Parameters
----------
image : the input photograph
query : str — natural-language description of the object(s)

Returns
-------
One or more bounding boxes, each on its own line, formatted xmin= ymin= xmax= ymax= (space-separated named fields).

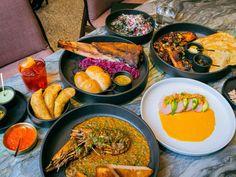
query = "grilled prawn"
xmin=45 ymin=128 xmax=131 ymax=172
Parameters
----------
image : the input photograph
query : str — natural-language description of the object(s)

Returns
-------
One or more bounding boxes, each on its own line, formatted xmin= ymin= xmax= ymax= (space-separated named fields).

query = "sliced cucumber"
xmin=192 ymin=98 xmax=199 ymax=110
xmin=171 ymin=100 xmax=177 ymax=114
xmin=202 ymin=101 xmax=209 ymax=112
xmin=183 ymin=98 xmax=189 ymax=110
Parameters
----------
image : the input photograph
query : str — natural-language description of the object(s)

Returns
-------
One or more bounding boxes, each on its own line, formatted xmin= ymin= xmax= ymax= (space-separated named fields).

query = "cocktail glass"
xmin=18 ymin=58 xmax=47 ymax=92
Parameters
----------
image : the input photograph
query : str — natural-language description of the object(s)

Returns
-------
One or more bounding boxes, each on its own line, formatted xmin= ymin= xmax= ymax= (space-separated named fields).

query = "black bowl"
xmin=40 ymin=103 xmax=159 ymax=177
xmin=27 ymin=98 xmax=70 ymax=128
xmin=150 ymin=23 xmax=234 ymax=82
xmin=192 ymin=54 xmax=212 ymax=73
xmin=222 ymin=76 xmax=236 ymax=110
xmin=184 ymin=42 xmax=203 ymax=60
xmin=106 ymin=9 xmax=155 ymax=44
xmin=59 ymin=35 xmax=149 ymax=105
xmin=0 ymin=90 xmax=27 ymax=133
xmin=112 ymin=71 xmax=133 ymax=92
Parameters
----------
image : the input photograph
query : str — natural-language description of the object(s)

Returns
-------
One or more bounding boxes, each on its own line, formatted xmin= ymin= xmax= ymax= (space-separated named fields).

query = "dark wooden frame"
xmin=79 ymin=0 xmax=96 ymax=37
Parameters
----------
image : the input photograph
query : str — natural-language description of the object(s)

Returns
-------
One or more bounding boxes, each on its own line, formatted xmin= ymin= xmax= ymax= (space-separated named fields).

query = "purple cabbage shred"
xmin=79 ymin=58 xmax=140 ymax=79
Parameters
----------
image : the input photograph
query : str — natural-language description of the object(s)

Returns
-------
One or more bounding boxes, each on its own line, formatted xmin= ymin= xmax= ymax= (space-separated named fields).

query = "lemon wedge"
xmin=21 ymin=57 xmax=36 ymax=69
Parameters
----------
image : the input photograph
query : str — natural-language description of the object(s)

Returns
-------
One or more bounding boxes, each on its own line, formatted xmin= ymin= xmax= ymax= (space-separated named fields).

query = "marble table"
xmin=1 ymin=0 xmax=236 ymax=176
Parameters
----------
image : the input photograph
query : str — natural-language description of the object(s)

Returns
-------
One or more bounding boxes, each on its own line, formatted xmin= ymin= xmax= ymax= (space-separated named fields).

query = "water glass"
xmin=155 ymin=4 xmax=176 ymax=28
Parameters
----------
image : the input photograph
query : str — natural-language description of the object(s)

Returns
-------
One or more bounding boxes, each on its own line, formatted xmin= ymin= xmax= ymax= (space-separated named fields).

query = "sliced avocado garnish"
xmin=202 ymin=101 xmax=209 ymax=112
xmin=183 ymin=98 xmax=189 ymax=110
xmin=164 ymin=99 xmax=170 ymax=105
xmin=171 ymin=100 xmax=177 ymax=115
xmin=192 ymin=98 xmax=199 ymax=110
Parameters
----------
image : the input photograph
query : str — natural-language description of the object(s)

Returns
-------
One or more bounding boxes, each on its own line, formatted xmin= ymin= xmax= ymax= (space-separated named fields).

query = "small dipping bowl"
xmin=185 ymin=42 xmax=204 ymax=60
xmin=3 ymin=122 xmax=37 ymax=155
xmin=112 ymin=71 xmax=133 ymax=92
xmin=0 ymin=105 xmax=7 ymax=123
xmin=0 ymin=86 xmax=16 ymax=108
xmin=222 ymin=76 xmax=236 ymax=110
xmin=192 ymin=54 xmax=212 ymax=73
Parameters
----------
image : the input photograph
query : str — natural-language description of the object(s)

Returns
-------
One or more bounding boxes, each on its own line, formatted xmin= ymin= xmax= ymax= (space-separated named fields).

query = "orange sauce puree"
xmin=4 ymin=125 xmax=37 ymax=151
xmin=160 ymin=109 xmax=215 ymax=142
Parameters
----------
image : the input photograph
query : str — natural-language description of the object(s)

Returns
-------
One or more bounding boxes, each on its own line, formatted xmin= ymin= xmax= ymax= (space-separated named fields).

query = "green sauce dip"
xmin=0 ymin=89 xmax=14 ymax=104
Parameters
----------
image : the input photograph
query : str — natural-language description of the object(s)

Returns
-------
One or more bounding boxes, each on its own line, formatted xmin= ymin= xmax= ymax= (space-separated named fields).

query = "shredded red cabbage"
xmin=79 ymin=58 xmax=140 ymax=79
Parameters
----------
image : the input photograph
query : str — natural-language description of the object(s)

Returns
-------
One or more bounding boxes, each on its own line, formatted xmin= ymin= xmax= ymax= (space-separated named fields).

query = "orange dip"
xmin=4 ymin=125 xmax=37 ymax=151
xmin=160 ymin=109 xmax=215 ymax=142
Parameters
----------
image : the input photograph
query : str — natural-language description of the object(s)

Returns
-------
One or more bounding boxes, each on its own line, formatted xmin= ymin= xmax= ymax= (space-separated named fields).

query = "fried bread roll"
xmin=54 ymin=88 xmax=75 ymax=117
xmin=74 ymin=66 xmax=111 ymax=93
xmin=31 ymin=89 xmax=52 ymax=120
xmin=43 ymin=83 xmax=62 ymax=117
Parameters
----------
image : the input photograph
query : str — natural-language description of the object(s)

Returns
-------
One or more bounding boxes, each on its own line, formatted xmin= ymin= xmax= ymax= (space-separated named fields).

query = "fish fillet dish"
xmin=159 ymin=92 xmax=209 ymax=115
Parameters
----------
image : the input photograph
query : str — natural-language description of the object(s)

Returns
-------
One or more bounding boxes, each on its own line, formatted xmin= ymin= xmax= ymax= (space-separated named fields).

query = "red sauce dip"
xmin=3 ymin=123 xmax=37 ymax=152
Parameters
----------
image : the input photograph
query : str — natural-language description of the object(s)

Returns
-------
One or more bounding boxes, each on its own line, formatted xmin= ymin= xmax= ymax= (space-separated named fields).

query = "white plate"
xmin=141 ymin=78 xmax=236 ymax=156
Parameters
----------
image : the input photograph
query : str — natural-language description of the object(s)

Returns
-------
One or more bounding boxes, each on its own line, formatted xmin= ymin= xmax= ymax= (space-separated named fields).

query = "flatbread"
xmin=194 ymin=32 xmax=236 ymax=72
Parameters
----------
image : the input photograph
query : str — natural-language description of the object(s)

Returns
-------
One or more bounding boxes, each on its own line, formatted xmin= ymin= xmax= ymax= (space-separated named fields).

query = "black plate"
xmin=106 ymin=9 xmax=155 ymax=44
xmin=59 ymin=35 xmax=149 ymax=104
xmin=40 ymin=104 xmax=159 ymax=177
xmin=222 ymin=76 xmax=236 ymax=110
xmin=0 ymin=90 xmax=27 ymax=133
xmin=150 ymin=23 xmax=234 ymax=82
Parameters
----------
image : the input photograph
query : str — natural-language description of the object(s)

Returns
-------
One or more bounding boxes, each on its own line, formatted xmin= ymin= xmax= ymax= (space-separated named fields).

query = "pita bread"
xmin=194 ymin=32 xmax=236 ymax=72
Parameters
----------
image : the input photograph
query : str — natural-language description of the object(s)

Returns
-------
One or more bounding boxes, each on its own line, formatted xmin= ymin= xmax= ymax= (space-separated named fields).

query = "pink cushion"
xmin=89 ymin=0 xmax=147 ymax=28
xmin=0 ymin=0 xmax=48 ymax=67
xmin=86 ymin=0 xmax=122 ymax=22
xmin=92 ymin=9 xmax=111 ymax=28
xmin=0 ymin=48 xmax=53 ymax=79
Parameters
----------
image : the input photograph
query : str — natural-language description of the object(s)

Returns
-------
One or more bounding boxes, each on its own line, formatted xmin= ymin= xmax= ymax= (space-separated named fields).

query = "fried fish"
xmin=58 ymin=40 xmax=143 ymax=67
